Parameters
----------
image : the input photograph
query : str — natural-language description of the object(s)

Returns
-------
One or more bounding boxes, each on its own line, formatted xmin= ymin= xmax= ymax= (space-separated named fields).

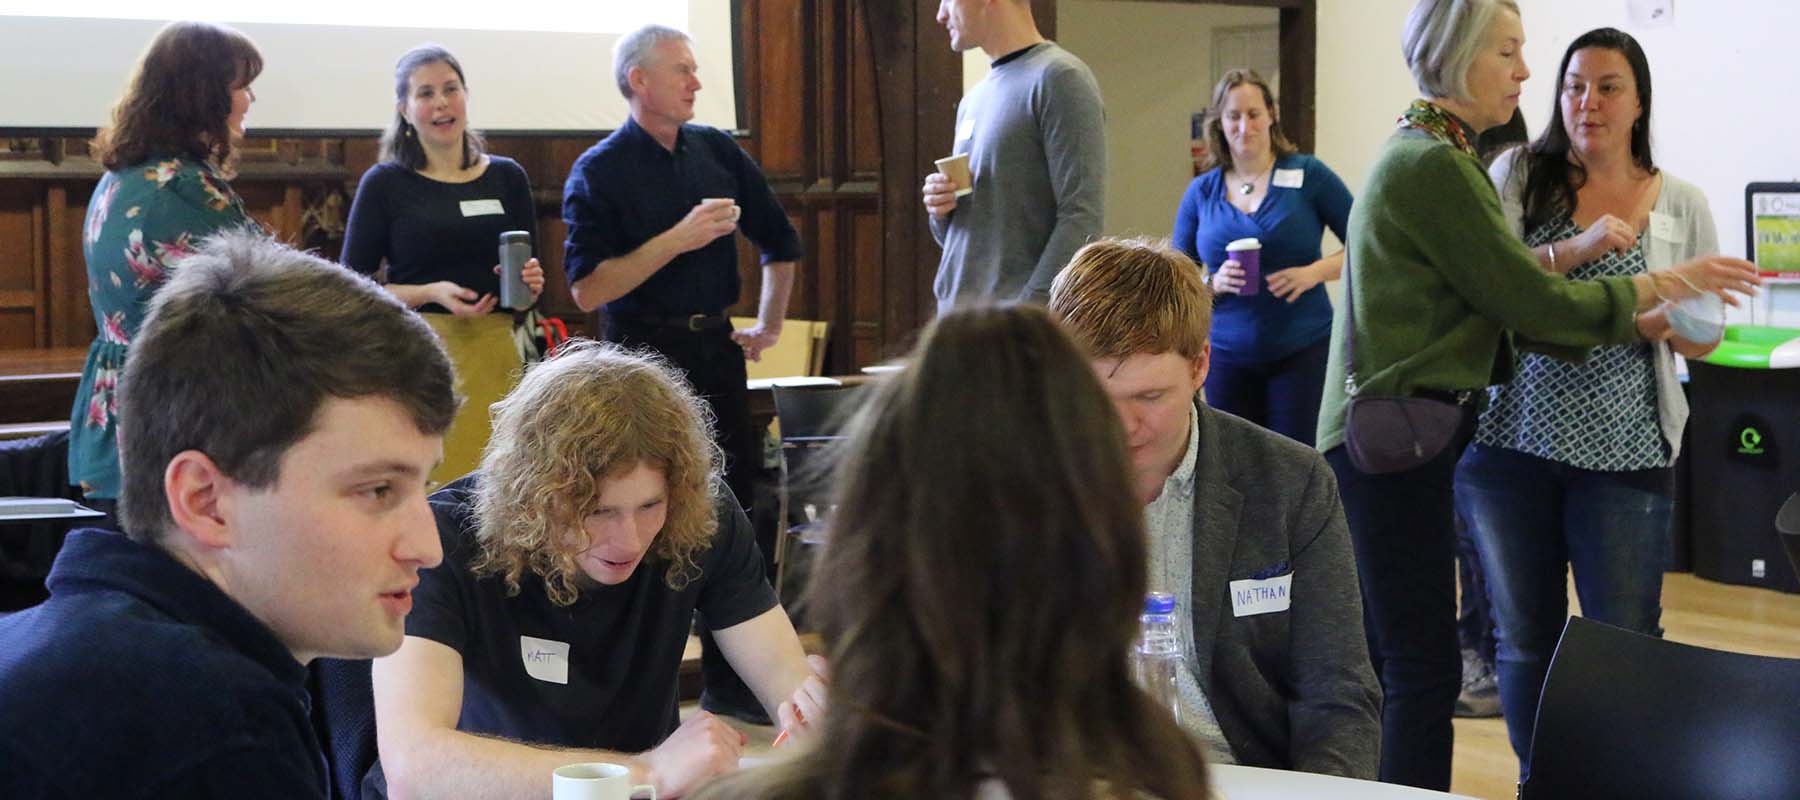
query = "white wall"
xmin=1058 ymin=1 xmax=1280 ymax=238
xmin=1316 ymin=0 xmax=1800 ymax=321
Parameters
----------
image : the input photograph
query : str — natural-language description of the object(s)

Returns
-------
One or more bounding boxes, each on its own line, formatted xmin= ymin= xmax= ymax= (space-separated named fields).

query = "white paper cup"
xmin=934 ymin=153 xmax=974 ymax=197
xmin=701 ymin=197 xmax=741 ymax=222
xmin=552 ymin=762 xmax=657 ymax=800
xmin=1668 ymin=293 xmax=1725 ymax=345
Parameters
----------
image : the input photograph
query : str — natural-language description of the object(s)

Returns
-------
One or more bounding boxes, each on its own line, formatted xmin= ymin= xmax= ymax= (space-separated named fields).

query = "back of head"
xmin=473 ymin=339 xmax=722 ymax=606
xmin=93 ymin=20 xmax=263 ymax=170
xmin=117 ymin=229 xmax=456 ymax=540
xmin=613 ymin=24 xmax=693 ymax=100
xmin=1401 ymin=0 xmax=1518 ymax=102
xmin=732 ymin=305 xmax=1208 ymax=799
xmin=1049 ymin=237 xmax=1213 ymax=361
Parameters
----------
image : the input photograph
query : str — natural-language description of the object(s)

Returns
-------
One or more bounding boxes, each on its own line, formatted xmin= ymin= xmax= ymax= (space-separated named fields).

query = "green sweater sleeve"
xmin=1398 ymin=144 xmax=1639 ymax=348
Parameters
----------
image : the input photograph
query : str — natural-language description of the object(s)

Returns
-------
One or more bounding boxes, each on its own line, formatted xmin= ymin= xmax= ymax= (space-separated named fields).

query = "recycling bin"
xmin=1685 ymin=325 xmax=1800 ymax=593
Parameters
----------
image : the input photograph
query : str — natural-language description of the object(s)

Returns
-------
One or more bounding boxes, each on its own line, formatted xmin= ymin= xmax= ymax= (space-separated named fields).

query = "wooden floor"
xmin=1448 ymin=572 xmax=1800 ymax=800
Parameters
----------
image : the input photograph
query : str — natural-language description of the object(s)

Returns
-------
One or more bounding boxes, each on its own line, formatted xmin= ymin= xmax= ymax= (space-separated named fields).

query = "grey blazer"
xmin=1185 ymin=400 xmax=1381 ymax=777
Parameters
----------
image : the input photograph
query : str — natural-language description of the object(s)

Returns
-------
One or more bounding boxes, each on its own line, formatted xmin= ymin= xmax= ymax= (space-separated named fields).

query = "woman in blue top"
xmin=1172 ymin=69 xmax=1352 ymax=446
xmin=71 ymin=21 xmax=263 ymax=519
xmin=343 ymin=45 xmax=545 ymax=482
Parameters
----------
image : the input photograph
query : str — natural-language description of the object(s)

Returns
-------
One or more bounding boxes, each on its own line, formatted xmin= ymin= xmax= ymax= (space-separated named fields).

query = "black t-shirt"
xmin=341 ymin=156 xmax=537 ymax=313
xmin=405 ymin=473 xmax=777 ymax=752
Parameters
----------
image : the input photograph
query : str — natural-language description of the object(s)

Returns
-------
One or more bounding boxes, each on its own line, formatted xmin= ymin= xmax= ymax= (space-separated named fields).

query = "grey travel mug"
xmin=498 ymin=231 xmax=532 ymax=311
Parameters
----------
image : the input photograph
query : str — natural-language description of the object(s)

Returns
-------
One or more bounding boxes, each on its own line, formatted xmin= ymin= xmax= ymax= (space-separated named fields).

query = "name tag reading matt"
xmin=1648 ymin=211 xmax=1682 ymax=243
xmin=1271 ymin=168 xmax=1305 ymax=189
xmin=520 ymin=635 xmax=571 ymax=684
xmin=1229 ymin=573 xmax=1293 ymax=617
xmin=460 ymin=199 xmax=505 ymax=217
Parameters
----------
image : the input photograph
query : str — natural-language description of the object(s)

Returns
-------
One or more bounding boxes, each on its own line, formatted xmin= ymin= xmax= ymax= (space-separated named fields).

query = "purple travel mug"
xmin=1226 ymin=237 xmax=1262 ymax=295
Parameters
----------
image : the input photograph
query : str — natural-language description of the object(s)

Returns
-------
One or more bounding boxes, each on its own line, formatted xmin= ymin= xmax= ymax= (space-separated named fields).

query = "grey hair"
xmin=613 ymin=24 xmax=692 ymax=99
xmin=1401 ymin=0 xmax=1520 ymax=101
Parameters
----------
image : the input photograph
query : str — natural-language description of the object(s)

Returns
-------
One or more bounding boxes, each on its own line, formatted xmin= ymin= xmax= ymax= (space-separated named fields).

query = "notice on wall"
xmin=1752 ymin=191 xmax=1800 ymax=274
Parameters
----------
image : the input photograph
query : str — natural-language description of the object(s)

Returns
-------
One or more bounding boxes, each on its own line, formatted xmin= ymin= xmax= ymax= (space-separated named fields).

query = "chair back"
xmin=1779 ymin=492 xmax=1800 ymax=583
xmin=1521 ymin=616 xmax=1800 ymax=800
xmin=308 ymin=658 xmax=379 ymax=800
xmin=734 ymin=317 xmax=829 ymax=380
xmin=770 ymin=384 xmax=862 ymax=600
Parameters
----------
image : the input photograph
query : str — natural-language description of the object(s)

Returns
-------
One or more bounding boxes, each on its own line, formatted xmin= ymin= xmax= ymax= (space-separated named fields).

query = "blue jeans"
xmin=1453 ymin=444 xmax=1671 ymax=773
xmin=1203 ymin=339 xmax=1330 ymax=447
xmin=1325 ymin=407 xmax=1474 ymax=791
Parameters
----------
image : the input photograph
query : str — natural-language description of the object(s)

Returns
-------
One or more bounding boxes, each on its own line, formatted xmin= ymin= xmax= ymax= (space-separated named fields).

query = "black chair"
xmin=1778 ymin=492 xmax=1800 ymax=584
xmin=308 ymin=658 xmax=378 ymax=800
xmin=1521 ymin=616 xmax=1800 ymax=799
xmin=769 ymin=384 xmax=860 ymax=598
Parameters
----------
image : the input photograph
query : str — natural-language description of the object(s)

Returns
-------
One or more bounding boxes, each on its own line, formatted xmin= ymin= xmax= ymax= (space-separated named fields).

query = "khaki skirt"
xmin=423 ymin=312 xmax=523 ymax=484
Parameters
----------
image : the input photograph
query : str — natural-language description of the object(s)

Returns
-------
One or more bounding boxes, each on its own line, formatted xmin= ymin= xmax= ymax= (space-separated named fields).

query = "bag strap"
xmin=1342 ymin=251 xmax=1360 ymax=397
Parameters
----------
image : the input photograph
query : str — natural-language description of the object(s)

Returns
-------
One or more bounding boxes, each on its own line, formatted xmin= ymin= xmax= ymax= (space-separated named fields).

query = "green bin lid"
xmin=1698 ymin=324 xmax=1800 ymax=368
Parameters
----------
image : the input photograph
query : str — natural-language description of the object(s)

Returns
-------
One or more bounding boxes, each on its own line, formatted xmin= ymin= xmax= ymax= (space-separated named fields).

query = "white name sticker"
xmin=1229 ymin=573 xmax=1293 ymax=617
xmin=1271 ymin=168 xmax=1305 ymax=189
xmin=520 ymin=635 xmax=571 ymax=684
xmin=460 ymin=199 xmax=505 ymax=217
xmin=955 ymin=117 xmax=975 ymax=144
xmin=1648 ymin=211 xmax=1683 ymax=243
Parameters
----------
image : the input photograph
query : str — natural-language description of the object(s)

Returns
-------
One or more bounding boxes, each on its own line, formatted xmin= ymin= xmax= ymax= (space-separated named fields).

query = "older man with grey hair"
xmin=560 ymin=22 xmax=803 ymax=733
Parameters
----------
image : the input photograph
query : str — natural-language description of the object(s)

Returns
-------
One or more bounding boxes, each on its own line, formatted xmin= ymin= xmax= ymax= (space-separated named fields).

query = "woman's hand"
xmin=491 ymin=258 xmax=546 ymax=299
xmin=429 ymin=281 xmax=497 ymax=316
xmin=1210 ymin=259 xmax=1248 ymax=295
xmin=1266 ymin=262 xmax=1326 ymax=303
xmin=1662 ymin=255 xmax=1762 ymax=307
xmin=1565 ymin=213 xmax=1638 ymax=266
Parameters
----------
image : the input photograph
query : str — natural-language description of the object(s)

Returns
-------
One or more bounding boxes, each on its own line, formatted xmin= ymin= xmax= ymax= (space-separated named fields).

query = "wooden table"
xmin=0 ymin=347 xmax=83 ymax=426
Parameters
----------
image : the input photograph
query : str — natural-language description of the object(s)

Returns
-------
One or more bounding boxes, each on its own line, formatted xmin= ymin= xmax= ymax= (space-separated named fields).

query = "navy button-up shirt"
xmin=562 ymin=117 xmax=803 ymax=315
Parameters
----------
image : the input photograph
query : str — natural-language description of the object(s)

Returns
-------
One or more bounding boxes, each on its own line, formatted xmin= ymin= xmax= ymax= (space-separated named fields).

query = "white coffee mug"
xmin=552 ymin=762 xmax=657 ymax=800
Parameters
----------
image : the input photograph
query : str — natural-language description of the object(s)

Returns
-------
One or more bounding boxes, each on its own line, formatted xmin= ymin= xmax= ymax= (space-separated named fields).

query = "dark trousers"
xmin=1325 ymin=408 xmax=1474 ymax=791
xmin=1202 ymin=339 xmax=1330 ymax=447
xmin=605 ymin=317 xmax=769 ymax=721
xmin=1455 ymin=506 xmax=1497 ymax=665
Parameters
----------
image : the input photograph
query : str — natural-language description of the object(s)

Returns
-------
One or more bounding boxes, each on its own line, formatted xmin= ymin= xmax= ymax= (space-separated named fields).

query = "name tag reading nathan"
xmin=1229 ymin=573 xmax=1293 ymax=617
xmin=1271 ymin=168 xmax=1305 ymax=189
xmin=460 ymin=198 xmax=505 ymax=217
xmin=520 ymin=635 xmax=571 ymax=684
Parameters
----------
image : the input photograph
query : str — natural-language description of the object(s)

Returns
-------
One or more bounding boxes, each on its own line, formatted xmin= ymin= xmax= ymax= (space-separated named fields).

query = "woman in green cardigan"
xmin=1316 ymin=0 xmax=1759 ymax=790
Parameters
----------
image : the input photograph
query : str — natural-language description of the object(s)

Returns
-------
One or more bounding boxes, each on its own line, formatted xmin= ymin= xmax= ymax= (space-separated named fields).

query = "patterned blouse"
xmin=69 ymin=157 xmax=251 ymax=498
xmin=1474 ymin=213 xmax=1667 ymax=471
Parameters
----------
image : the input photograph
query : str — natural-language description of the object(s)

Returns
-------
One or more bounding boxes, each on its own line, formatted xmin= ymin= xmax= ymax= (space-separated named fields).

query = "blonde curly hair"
xmin=470 ymin=339 xmax=722 ymax=606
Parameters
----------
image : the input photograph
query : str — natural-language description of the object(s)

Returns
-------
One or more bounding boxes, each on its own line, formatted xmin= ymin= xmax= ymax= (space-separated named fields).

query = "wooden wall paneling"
xmin=847 ymin=1 xmax=882 ymax=181
xmin=753 ymin=0 xmax=812 ymax=180
xmin=849 ymin=205 xmax=886 ymax=366
xmin=1278 ymin=3 xmax=1317 ymax=154
xmin=46 ymin=184 xmax=91 ymax=348
xmin=0 ymin=183 xmax=37 ymax=349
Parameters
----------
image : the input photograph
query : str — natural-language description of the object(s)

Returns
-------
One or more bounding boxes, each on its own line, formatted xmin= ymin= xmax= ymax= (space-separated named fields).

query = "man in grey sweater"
xmin=1049 ymin=237 xmax=1382 ymax=779
xmin=922 ymin=0 xmax=1105 ymax=316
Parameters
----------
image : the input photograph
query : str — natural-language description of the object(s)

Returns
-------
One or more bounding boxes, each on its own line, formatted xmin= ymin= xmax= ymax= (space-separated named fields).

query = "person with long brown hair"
xmin=697 ymin=305 xmax=1210 ymax=800
xmin=342 ymin=44 xmax=546 ymax=483
xmin=69 ymin=20 xmax=262 ymax=523
xmin=1172 ymin=69 xmax=1352 ymax=447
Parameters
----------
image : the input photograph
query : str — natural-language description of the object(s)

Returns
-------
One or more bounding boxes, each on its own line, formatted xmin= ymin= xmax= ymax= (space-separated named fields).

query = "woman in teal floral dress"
xmin=70 ymin=21 xmax=263 ymax=517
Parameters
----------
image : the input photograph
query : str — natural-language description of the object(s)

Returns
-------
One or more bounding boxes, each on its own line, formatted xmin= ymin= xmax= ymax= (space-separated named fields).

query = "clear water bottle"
xmin=1132 ymin=591 xmax=1184 ymax=724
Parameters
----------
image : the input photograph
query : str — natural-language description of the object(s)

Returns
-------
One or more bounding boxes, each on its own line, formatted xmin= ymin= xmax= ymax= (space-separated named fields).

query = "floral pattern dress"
xmin=69 ymin=157 xmax=250 ymax=499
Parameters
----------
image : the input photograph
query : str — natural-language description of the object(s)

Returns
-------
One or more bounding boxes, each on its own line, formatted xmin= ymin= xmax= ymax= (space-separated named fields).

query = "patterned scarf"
xmin=1396 ymin=99 xmax=1478 ymax=159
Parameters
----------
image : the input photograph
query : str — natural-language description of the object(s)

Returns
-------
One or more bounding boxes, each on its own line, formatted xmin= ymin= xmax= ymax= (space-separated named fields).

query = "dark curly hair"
xmin=92 ymin=21 xmax=262 ymax=172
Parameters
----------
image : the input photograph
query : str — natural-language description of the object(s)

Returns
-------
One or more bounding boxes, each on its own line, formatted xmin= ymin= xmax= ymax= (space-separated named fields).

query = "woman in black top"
xmin=343 ymin=44 xmax=545 ymax=480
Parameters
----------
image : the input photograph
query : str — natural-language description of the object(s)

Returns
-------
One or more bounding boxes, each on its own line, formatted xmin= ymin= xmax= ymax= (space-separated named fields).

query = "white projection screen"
xmin=0 ymin=0 xmax=739 ymax=134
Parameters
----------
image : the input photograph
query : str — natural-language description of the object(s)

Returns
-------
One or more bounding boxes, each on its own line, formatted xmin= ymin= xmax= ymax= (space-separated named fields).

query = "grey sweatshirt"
xmin=930 ymin=42 xmax=1106 ymax=316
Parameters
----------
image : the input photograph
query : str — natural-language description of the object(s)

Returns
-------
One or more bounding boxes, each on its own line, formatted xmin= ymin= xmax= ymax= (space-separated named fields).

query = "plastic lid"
xmin=1142 ymin=592 xmax=1177 ymax=615
xmin=1225 ymin=237 xmax=1262 ymax=251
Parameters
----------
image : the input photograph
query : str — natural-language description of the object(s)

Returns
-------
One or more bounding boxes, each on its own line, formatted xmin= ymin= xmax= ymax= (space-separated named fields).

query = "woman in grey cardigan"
xmin=1454 ymin=27 xmax=1720 ymax=777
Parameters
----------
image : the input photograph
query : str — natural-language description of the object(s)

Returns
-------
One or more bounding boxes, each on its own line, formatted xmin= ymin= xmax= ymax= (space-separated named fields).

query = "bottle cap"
xmin=1143 ymin=592 xmax=1177 ymax=615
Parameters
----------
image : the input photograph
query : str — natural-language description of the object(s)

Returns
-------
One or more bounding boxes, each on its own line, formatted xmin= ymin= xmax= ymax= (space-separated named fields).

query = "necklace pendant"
xmin=1239 ymin=182 xmax=1254 ymax=195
